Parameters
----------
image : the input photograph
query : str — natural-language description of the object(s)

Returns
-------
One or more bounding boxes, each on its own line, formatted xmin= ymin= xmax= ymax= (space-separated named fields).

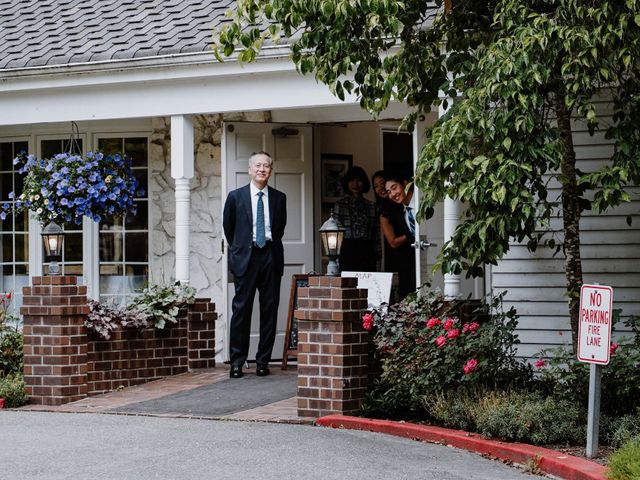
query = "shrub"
xmin=535 ymin=313 xmax=640 ymax=417
xmin=86 ymin=282 xmax=196 ymax=339
xmin=362 ymin=286 xmax=531 ymax=414
xmin=607 ymin=436 xmax=640 ymax=480
xmin=602 ymin=412 xmax=640 ymax=449
xmin=473 ymin=391 xmax=585 ymax=445
xmin=0 ymin=374 xmax=28 ymax=408
xmin=0 ymin=328 xmax=23 ymax=377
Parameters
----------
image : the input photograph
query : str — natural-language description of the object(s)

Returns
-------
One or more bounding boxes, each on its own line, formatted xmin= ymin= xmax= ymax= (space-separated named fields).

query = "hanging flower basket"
xmin=1 ymin=151 xmax=143 ymax=225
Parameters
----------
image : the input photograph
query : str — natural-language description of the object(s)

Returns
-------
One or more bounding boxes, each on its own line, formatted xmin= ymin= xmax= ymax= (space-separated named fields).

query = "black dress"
xmin=382 ymin=205 xmax=416 ymax=300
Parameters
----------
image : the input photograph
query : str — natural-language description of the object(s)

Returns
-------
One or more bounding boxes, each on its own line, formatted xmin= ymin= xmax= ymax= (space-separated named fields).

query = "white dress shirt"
xmin=250 ymin=182 xmax=272 ymax=242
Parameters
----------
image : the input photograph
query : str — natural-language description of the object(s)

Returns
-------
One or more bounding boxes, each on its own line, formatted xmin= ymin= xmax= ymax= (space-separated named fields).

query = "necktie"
xmin=256 ymin=191 xmax=266 ymax=247
xmin=406 ymin=206 xmax=416 ymax=237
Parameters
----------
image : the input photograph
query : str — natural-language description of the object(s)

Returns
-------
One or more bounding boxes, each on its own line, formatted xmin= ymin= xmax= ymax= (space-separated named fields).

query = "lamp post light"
xmin=41 ymin=222 xmax=65 ymax=276
xmin=319 ymin=211 xmax=345 ymax=276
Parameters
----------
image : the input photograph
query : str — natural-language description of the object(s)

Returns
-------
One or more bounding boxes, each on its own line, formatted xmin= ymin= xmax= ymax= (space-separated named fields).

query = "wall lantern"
xmin=41 ymin=222 xmax=65 ymax=276
xmin=319 ymin=211 xmax=345 ymax=276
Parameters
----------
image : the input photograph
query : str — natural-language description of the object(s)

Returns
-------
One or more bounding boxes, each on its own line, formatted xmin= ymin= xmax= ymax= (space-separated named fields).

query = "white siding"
xmin=491 ymin=96 xmax=640 ymax=357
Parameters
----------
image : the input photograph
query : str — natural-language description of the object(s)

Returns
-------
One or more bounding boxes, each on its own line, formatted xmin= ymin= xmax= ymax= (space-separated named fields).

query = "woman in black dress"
xmin=380 ymin=173 xmax=416 ymax=299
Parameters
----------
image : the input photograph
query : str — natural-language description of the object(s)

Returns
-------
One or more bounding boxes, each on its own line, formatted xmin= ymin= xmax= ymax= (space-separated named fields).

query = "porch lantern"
xmin=41 ymin=222 xmax=65 ymax=276
xmin=319 ymin=211 xmax=345 ymax=276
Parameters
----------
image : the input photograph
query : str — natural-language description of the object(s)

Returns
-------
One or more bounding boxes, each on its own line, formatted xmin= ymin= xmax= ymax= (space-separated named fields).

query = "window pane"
xmin=99 ymin=232 xmax=123 ymax=262
xmin=100 ymin=215 xmax=123 ymax=231
xmin=0 ymin=143 xmax=13 ymax=171
xmin=1 ymin=234 xmax=13 ymax=262
xmin=125 ymin=201 xmax=147 ymax=230
xmin=133 ymin=170 xmax=148 ymax=199
xmin=1 ymin=173 xmax=13 ymax=201
xmin=62 ymin=264 xmax=83 ymax=275
xmin=14 ymin=142 xmax=27 ymax=156
xmin=125 ymin=232 xmax=148 ymax=262
xmin=100 ymin=271 xmax=125 ymax=295
xmin=15 ymin=264 xmax=28 ymax=275
xmin=98 ymin=138 xmax=122 ymax=156
xmin=2 ymin=264 xmax=12 ymax=276
xmin=125 ymin=264 xmax=148 ymax=292
xmin=125 ymin=138 xmax=148 ymax=168
xmin=14 ymin=210 xmax=27 ymax=232
xmin=41 ymin=140 xmax=63 ymax=159
xmin=64 ymin=232 xmax=83 ymax=262
xmin=15 ymin=234 xmax=28 ymax=262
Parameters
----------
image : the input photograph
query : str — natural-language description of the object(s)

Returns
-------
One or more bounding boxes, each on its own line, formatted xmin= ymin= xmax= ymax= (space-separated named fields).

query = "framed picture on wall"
xmin=321 ymin=154 xmax=352 ymax=204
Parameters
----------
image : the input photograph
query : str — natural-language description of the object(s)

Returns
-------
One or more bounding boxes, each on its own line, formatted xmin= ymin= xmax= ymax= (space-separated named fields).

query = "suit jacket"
xmin=223 ymin=184 xmax=287 ymax=278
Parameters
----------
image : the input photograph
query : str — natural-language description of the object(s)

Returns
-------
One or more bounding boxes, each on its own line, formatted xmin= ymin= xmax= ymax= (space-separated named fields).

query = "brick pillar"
xmin=21 ymin=276 xmax=89 ymax=406
xmin=295 ymin=275 xmax=369 ymax=418
xmin=187 ymin=298 xmax=216 ymax=370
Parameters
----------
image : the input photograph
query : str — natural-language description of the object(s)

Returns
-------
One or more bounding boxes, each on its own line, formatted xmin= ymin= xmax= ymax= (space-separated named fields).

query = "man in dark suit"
xmin=223 ymin=151 xmax=287 ymax=378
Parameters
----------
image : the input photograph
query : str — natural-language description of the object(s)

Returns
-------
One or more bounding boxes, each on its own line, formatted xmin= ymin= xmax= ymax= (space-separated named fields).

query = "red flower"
xmin=435 ymin=336 xmax=446 ymax=348
xmin=463 ymin=358 xmax=478 ymax=375
xmin=447 ymin=328 xmax=459 ymax=340
xmin=534 ymin=359 xmax=546 ymax=368
xmin=362 ymin=313 xmax=373 ymax=331
xmin=426 ymin=317 xmax=441 ymax=329
xmin=5 ymin=292 xmax=11 ymax=299
xmin=443 ymin=317 xmax=455 ymax=331
xmin=610 ymin=342 xmax=619 ymax=356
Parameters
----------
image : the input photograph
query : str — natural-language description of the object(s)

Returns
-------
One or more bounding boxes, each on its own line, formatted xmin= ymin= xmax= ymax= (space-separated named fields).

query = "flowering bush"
xmin=361 ymin=286 xmax=532 ymax=417
xmin=0 ymin=292 xmax=23 ymax=378
xmin=1 ymin=151 xmax=142 ymax=225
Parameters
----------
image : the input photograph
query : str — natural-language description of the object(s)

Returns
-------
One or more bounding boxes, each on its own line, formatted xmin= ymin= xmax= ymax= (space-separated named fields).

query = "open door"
xmin=222 ymin=122 xmax=314 ymax=362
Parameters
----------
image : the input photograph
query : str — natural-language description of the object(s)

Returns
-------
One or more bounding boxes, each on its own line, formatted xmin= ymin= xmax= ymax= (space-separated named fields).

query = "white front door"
xmin=222 ymin=122 xmax=314 ymax=362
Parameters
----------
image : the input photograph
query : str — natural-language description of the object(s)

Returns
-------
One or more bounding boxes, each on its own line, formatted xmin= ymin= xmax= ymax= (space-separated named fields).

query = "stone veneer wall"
xmin=148 ymin=111 xmax=272 ymax=359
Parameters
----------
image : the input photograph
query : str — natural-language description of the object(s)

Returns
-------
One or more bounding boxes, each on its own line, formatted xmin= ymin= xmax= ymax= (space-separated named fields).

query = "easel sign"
xmin=341 ymin=271 xmax=393 ymax=309
xmin=281 ymin=274 xmax=309 ymax=370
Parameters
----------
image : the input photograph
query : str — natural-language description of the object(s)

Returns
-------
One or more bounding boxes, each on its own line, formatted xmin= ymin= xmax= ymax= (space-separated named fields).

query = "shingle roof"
xmin=0 ymin=0 xmax=234 ymax=69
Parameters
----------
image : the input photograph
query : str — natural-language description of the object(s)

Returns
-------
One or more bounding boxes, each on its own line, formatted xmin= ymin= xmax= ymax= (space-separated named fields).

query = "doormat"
xmin=113 ymin=372 xmax=297 ymax=417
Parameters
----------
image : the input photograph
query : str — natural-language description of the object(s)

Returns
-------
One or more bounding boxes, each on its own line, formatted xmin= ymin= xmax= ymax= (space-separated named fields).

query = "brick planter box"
xmin=22 ymin=276 xmax=216 ymax=406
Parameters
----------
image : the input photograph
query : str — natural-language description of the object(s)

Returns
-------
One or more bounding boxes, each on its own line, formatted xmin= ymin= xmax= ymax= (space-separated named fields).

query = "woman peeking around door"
xmin=380 ymin=173 xmax=416 ymax=300
xmin=333 ymin=166 xmax=380 ymax=272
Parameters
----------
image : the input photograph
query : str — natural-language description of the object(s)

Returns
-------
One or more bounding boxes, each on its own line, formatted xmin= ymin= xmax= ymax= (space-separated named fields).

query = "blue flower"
xmin=8 ymin=192 xmax=14 ymax=199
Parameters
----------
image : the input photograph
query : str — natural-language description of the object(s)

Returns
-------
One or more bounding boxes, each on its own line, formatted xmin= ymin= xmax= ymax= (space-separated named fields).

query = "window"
xmin=40 ymin=139 xmax=85 ymax=278
xmin=0 ymin=140 xmax=29 ymax=312
xmin=97 ymin=137 xmax=149 ymax=304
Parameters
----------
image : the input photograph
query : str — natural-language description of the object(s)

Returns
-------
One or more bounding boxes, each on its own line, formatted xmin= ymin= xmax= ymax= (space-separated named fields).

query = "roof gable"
xmin=0 ymin=0 xmax=232 ymax=69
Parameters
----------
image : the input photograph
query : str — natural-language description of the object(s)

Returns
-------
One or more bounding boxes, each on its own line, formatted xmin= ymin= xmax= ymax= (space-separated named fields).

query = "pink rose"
xmin=463 ymin=358 xmax=478 ymax=375
xmin=534 ymin=359 xmax=546 ymax=368
xmin=610 ymin=342 xmax=619 ymax=356
xmin=435 ymin=336 xmax=447 ymax=348
xmin=447 ymin=328 xmax=459 ymax=340
xmin=426 ymin=317 xmax=441 ymax=329
xmin=362 ymin=313 xmax=373 ymax=331
xmin=443 ymin=317 xmax=455 ymax=331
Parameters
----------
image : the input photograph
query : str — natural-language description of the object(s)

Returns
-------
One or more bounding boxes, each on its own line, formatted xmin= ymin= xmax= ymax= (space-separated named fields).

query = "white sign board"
xmin=578 ymin=284 xmax=613 ymax=365
xmin=341 ymin=271 xmax=393 ymax=309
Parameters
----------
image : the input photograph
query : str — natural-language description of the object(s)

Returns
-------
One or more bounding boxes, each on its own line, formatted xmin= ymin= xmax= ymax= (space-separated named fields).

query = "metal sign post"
xmin=577 ymin=284 xmax=613 ymax=459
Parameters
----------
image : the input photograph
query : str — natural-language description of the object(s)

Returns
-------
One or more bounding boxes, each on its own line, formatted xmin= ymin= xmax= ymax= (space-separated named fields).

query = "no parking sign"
xmin=577 ymin=284 xmax=613 ymax=365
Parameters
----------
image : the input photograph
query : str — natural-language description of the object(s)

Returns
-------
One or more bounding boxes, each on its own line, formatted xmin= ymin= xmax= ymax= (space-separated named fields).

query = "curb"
xmin=316 ymin=415 xmax=607 ymax=480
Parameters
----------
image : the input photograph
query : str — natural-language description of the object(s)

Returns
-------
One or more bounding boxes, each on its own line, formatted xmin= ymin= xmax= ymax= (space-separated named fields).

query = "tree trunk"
xmin=555 ymin=94 xmax=583 ymax=352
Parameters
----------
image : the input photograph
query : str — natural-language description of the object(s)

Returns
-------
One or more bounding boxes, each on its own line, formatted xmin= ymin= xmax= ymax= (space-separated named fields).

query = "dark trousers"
xmin=229 ymin=244 xmax=282 ymax=367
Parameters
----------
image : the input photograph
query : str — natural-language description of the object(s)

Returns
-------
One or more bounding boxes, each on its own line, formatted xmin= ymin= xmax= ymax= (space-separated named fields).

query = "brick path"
xmin=18 ymin=366 xmax=312 ymax=424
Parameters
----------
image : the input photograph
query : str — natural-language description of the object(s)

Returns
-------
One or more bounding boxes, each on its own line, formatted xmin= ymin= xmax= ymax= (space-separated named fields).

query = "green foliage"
xmin=473 ymin=391 xmax=585 ymax=445
xmin=361 ymin=286 xmax=532 ymax=416
xmin=86 ymin=282 xmax=196 ymax=338
xmin=535 ymin=314 xmax=640 ymax=417
xmin=0 ymin=374 xmax=28 ymax=408
xmin=213 ymin=0 xmax=640 ymax=345
xmin=128 ymin=282 xmax=196 ymax=329
xmin=607 ymin=436 xmax=640 ymax=480
xmin=0 ymin=293 xmax=23 ymax=377
xmin=602 ymin=412 xmax=640 ymax=449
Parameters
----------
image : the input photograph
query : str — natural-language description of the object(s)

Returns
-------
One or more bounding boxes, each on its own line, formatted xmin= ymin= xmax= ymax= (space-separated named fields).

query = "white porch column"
xmin=439 ymin=102 xmax=463 ymax=299
xmin=170 ymin=114 xmax=194 ymax=284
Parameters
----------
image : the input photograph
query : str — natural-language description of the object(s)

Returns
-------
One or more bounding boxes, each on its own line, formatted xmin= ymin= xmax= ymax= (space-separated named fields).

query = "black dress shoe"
xmin=256 ymin=364 xmax=270 ymax=377
xmin=229 ymin=365 xmax=243 ymax=379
